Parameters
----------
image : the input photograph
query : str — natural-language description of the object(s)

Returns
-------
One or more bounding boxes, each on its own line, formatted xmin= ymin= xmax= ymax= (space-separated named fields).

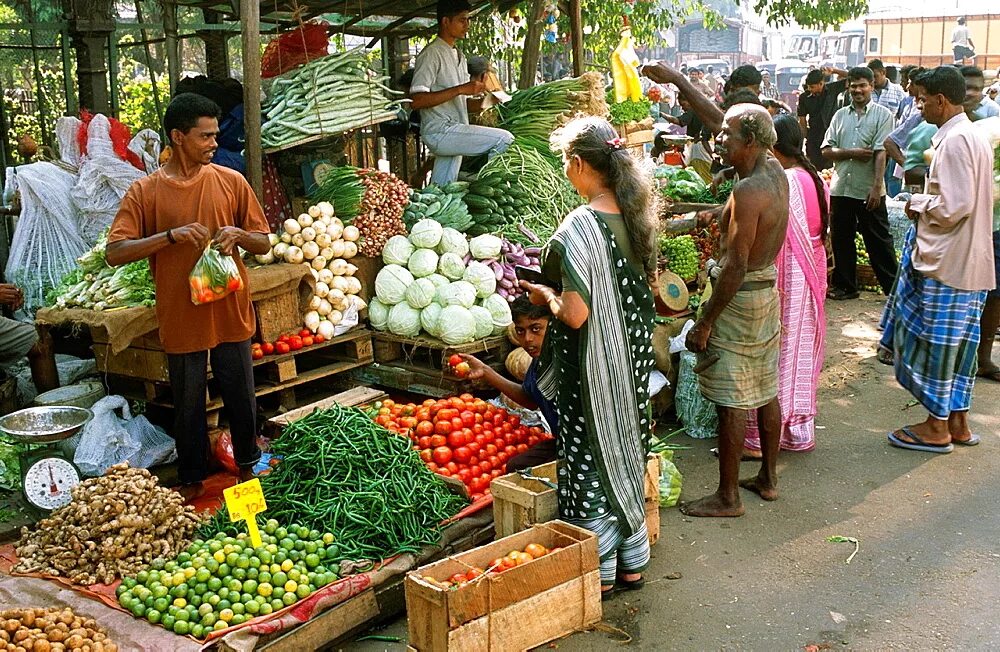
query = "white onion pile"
xmin=256 ymin=201 xmax=367 ymax=339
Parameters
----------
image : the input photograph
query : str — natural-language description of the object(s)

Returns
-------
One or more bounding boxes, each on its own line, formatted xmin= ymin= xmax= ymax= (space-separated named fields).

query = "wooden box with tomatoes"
xmin=404 ymin=520 xmax=601 ymax=651
xmin=491 ymin=454 xmax=663 ymax=545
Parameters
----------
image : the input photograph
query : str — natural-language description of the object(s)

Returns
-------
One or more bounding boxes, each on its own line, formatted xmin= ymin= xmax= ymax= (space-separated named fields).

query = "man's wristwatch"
xmin=166 ymin=229 xmax=176 ymax=244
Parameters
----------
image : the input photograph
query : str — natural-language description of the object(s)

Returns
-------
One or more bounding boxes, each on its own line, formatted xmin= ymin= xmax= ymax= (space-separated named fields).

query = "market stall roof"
xmin=173 ymin=0 xmax=518 ymax=39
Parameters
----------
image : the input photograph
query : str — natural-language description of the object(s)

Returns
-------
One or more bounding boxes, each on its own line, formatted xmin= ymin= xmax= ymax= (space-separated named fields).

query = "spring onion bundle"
xmin=487 ymin=72 xmax=608 ymax=143
xmin=46 ymin=231 xmax=155 ymax=311
xmin=309 ymin=165 xmax=365 ymax=219
xmin=262 ymin=48 xmax=405 ymax=148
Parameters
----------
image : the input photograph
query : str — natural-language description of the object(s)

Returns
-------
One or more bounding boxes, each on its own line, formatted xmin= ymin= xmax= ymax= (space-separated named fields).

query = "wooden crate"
xmin=350 ymin=359 xmax=504 ymax=399
xmin=491 ymin=462 xmax=559 ymax=539
xmin=255 ymin=290 xmax=304 ymax=343
xmin=371 ymin=331 xmax=512 ymax=369
xmin=491 ymin=455 xmax=662 ymax=546
xmin=645 ymin=453 xmax=662 ymax=547
xmin=405 ymin=520 xmax=600 ymax=652
xmin=266 ymin=385 xmax=386 ymax=435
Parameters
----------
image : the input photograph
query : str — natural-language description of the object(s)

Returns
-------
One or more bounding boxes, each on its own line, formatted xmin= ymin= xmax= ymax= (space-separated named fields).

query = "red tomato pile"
xmin=420 ymin=543 xmax=557 ymax=590
xmin=251 ymin=329 xmax=326 ymax=360
xmin=372 ymin=395 xmax=552 ymax=501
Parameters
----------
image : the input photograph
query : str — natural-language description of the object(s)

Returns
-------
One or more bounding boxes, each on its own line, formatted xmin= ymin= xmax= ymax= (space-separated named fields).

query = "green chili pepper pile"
xmin=204 ymin=405 xmax=467 ymax=561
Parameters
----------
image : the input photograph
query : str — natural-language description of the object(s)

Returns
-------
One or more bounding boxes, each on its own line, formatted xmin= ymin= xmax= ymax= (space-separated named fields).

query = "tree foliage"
xmin=755 ymin=0 xmax=868 ymax=30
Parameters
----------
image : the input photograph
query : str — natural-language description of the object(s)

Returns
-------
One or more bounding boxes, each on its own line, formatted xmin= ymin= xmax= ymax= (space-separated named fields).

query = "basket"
xmin=857 ymin=263 xmax=880 ymax=290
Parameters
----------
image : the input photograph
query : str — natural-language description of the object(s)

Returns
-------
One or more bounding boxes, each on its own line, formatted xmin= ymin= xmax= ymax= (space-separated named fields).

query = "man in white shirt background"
xmin=409 ymin=0 xmax=513 ymax=184
xmin=951 ymin=17 xmax=976 ymax=65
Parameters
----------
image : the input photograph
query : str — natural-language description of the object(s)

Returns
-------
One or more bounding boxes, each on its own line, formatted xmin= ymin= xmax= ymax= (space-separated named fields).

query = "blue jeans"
xmin=422 ymin=123 xmax=514 ymax=185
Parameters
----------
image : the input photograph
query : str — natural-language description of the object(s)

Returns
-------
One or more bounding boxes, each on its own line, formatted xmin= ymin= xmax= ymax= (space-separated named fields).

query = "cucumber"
xmin=443 ymin=181 xmax=470 ymax=193
xmin=424 ymin=201 xmax=442 ymax=216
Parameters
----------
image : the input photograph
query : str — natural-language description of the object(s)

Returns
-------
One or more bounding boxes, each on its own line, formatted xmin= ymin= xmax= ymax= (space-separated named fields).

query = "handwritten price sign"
xmin=223 ymin=478 xmax=267 ymax=547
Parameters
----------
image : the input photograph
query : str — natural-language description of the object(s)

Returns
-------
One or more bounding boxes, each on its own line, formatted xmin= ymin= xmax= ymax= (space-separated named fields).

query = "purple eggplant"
xmin=517 ymin=224 xmax=541 ymax=244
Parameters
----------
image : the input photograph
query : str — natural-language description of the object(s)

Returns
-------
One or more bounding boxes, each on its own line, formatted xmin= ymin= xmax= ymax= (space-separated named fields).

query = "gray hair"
xmin=725 ymin=103 xmax=776 ymax=148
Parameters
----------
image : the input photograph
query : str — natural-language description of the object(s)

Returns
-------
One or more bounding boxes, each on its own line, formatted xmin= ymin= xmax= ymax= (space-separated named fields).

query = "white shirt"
xmin=951 ymin=25 xmax=971 ymax=47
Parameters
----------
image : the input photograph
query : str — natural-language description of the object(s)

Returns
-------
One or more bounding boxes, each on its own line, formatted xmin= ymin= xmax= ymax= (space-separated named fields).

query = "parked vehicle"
xmin=785 ymin=31 xmax=820 ymax=60
xmin=773 ymin=59 xmax=811 ymax=111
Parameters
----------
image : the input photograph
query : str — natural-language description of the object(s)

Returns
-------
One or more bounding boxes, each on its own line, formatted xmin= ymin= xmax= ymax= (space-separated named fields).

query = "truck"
xmin=675 ymin=17 xmax=767 ymax=68
xmin=865 ymin=13 xmax=1000 ymax=74
xmin=810 ymin=24 xmax=866 ymax=69
xmin=785 ymin=31 xmax=821 ymax=60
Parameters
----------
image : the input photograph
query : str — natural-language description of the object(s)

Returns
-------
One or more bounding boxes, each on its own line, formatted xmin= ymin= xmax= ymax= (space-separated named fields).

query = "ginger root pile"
xmin=14 ymin=463 xmax=207 ymax=585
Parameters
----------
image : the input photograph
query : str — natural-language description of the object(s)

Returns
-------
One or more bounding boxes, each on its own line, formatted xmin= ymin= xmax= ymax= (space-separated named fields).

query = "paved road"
xmin=353 ymin=295 xmax=1000 ymax=650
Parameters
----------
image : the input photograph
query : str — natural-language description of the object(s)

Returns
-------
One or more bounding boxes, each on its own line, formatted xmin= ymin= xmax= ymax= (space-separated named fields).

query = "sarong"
xmin=747 ymin=168 xmax=827 ymax=451
xmin=698 ymin=266 xmax=781 ymax=410
xmin=879 ymin=226 xmax=987 ymax=419
xmin=536 ymin=206 xmax=655 ymax=580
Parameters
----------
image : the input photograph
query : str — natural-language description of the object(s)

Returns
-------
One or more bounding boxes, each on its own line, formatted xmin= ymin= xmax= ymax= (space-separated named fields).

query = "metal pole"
xmin=61 ymin=25 xmax=78 ymax=116
xmin=107 ymin=31 xmax=119 ymax=116
xmin=163 ymin=0 xmax=180 ymax=95
xmin=241 ymin=0 xmax=263 ymax=202
xmin=134 ymin=0 xmax=164 ymax=135
xmin=26 ymin=12 xmax=51 ymax=146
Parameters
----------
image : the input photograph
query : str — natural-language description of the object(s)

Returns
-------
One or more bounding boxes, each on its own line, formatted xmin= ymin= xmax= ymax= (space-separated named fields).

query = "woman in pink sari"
xmin=745 ymin=114 xmax=828 ymax=453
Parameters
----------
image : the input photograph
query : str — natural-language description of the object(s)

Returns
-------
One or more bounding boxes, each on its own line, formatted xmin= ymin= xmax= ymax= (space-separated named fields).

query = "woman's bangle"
xmin=166 ymin=229 xmax=176 ymax=244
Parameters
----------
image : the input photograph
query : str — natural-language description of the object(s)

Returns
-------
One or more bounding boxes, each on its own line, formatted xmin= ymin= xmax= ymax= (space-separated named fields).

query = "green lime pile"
xmin=660 ymin=234 xmax=700 ymax=281
xmin=116 ymin=519 xmax=340 ymax=639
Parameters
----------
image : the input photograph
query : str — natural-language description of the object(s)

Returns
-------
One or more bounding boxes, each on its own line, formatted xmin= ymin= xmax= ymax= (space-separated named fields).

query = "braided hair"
xmin=772 ymin=114 xmax=829 ymax=239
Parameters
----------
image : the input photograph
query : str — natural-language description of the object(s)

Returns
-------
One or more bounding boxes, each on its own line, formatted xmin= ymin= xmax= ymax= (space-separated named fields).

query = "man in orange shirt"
xmin=107 ymin=93 xmax=272 ymax=497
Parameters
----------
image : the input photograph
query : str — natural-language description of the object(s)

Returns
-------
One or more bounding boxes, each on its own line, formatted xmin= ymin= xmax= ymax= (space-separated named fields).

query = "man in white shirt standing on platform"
xmin=951 ymin=17 xmax=976 ymax=65
xmin=879 ymin=66 xmax=995 ymax=455
xmin=410 ymin=0 xmax=513 ymax=184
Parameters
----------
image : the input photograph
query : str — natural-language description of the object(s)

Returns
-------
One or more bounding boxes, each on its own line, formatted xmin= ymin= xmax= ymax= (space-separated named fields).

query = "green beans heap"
xmin=205 ymin=405 xmax=467 ymax=561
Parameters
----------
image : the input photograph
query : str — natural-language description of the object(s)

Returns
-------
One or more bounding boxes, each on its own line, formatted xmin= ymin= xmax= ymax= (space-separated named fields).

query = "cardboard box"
xmin=404 ymin=520 xmax=600 ymax=651
xmin=491 ymin=455 xmax=663 ymax=546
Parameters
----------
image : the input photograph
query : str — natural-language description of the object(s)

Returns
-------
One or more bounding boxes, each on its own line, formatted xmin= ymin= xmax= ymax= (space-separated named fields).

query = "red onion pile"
xmin=354 ymin=170 xmax=410 ymax=257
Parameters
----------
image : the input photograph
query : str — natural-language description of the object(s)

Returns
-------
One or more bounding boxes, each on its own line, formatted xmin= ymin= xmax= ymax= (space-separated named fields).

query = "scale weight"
xmin=20 ymin=449 xmax=81 ymax=511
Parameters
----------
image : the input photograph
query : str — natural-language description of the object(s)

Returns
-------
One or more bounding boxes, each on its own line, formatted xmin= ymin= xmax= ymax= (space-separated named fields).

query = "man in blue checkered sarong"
xmin=878 ymin=67 xmax=995 ymax=454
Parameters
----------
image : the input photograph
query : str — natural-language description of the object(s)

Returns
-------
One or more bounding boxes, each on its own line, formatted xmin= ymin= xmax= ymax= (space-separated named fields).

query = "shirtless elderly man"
xmin=684 ymin=103 xmax=789 ymax=517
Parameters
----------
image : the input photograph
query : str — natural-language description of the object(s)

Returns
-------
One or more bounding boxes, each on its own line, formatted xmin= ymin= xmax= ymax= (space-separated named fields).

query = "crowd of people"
xmin=388 ymin=2 xmax=1000 ymax=595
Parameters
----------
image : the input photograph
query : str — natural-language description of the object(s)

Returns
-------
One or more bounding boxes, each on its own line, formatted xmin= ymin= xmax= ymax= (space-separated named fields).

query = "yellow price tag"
xmin=223 ymin=478 xmax=267 ymax=547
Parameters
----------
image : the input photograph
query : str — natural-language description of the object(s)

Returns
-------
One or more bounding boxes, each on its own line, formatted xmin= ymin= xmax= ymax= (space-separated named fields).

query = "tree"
xmin=754 ymin=0 xmax=869 ymax=30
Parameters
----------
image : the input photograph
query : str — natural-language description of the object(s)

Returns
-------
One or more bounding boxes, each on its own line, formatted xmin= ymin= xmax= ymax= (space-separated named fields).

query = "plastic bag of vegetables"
xmin=189 ymin=245 xmax=243 ymax=305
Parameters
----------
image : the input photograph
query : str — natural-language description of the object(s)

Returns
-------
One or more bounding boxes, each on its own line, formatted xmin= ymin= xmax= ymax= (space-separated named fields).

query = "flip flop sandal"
xmin=616 ymin=575 xmax=645 ymax=590
xmin=876 ymin=346 xmax=893 ymax=366
xmin=887 ymin=426 xmax=954 ymax=454
xmin=601 ymin=585 xmax=618 ymax=601
xmin=976 ymin=368 xmax=1000 ymax=383
xmin=952 ymin=434 xmax=981 ymax=446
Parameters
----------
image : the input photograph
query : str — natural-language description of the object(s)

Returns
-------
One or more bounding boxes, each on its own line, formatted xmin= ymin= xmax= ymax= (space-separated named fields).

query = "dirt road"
xmin=353 ymin=294 xmax=1000 ymax=650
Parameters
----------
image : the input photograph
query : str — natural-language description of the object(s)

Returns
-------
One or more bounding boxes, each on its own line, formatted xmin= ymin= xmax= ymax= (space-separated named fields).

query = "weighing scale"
xmin=0 ymin=406 xmax=91 ymax=511
xmin=655 ymin=133 xmax=692 ymax=166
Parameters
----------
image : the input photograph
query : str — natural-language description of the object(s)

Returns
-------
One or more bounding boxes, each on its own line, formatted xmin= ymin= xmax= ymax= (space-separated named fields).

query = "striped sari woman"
xmin=520 ymin=117 xmax=658 ymax=596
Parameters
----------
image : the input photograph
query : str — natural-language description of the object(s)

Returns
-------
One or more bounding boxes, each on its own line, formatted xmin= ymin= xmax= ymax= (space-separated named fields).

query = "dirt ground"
xmin=353 ymin=293 xmax=1000 ymax=651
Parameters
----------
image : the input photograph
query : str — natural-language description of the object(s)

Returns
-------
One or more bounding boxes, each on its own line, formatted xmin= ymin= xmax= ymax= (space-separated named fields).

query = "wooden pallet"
xmin=371 ymin=331 xmax=512 ymax=369
xmin=105 ymin=330 xmax=374 ymax=420
xmin=266 ymin=385 xmax=387 ymax=435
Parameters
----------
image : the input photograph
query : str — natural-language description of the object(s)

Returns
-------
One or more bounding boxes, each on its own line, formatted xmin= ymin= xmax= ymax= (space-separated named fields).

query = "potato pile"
xmin=14 ymin=463 xmax=207 ymax=585
xmin=0 ymin=607 xmax=117 ymax=652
